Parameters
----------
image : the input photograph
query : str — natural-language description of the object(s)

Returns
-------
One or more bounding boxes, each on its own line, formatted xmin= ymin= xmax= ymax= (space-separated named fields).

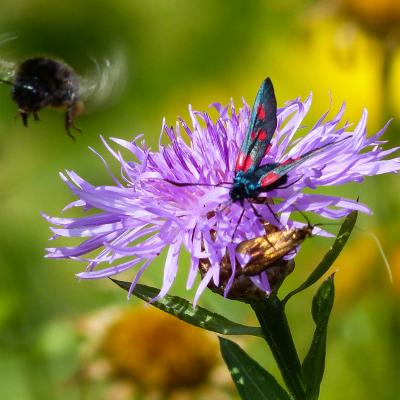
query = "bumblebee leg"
xmin=65 ymin=103 xmax=82 ymax=140
xmin=33 ymin=111 xmax=40 ymax=121
xmin=64 ymin=111 xmax=76 ymax=142
xmin=72 ymin=123 xmax=82 ymax=133
xmin=17 ymin=110 xmax=29 ymax=127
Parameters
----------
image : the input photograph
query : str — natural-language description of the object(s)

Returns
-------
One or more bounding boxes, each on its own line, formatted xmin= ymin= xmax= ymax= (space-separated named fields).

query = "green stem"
xmin=251 ymin=296 xmax=306 ymax=400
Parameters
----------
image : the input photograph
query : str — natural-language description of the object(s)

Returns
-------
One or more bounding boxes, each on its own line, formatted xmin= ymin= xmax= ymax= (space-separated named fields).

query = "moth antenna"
xmin=276 ymin=174 xmax=304 ymax=190
xmin=291 ymin=205 xmax=313 ymax=228
xmin=289 ymin=209 xmax=392 ymax=282
xmin=163 ymin=178 xmax=231 ymax=188
xmin=313 ymin=222 xmax=342 ymax=227
xmin=354 ymin=227 xmax=392 ymax=283
xmin=291 ymin=207 xmax=347 ymax=232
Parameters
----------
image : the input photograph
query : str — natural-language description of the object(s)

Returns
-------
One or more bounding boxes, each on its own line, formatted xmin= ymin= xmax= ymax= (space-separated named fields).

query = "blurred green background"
xmin=1 ymin=1 xmax=400 ymax=399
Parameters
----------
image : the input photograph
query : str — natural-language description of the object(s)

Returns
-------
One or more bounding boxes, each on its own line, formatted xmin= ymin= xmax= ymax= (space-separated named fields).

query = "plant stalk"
xmin=251 ymin=296 xmax=306 ymax=400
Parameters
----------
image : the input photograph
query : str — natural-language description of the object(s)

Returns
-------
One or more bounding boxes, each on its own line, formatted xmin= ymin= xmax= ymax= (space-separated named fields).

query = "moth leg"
xmin=231 ymin=208 xmax=245 ymax=241
xmin=251 ymin=197 xmax=281 ymax=227
xmin=248 ymin=201 xmax=269 ymax=230
xmin=248 ymin=201 xmax=277 ymax=248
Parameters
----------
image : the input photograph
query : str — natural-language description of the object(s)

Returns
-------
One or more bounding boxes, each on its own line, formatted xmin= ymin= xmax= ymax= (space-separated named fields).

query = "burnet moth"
xmin=230 ymin=78 xmax=348 ymax=204
xmin=166 ymin=78 xmax=348 ymax=224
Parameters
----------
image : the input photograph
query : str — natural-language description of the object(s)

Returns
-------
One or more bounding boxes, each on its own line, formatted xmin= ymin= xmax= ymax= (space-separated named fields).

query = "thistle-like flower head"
xmin=44 ymin=87 xmax=400 ymax=304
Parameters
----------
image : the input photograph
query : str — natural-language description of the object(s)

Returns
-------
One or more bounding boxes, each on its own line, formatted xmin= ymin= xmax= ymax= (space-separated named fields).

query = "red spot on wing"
xmin=260 ymin=172 xmax=280 ymax=187
xmin=256 ymin=104 xmax=266 ymax=120
xmin=281 ymin=156 xmax=299 ymax=166
xmin=258 ymin=129 xmax=267 ymax=141
xmin=243 ymin=156 xmax=254 ymax=172
xmin=251 ymin=131 xmax=257 ymax=140
xmin=235 ymin=151 xmax=246 ymax=171
xmin=264 ymin=143 xmax=272 ymax=156
xmin=281 ymin=158 xmax=293 ymax=166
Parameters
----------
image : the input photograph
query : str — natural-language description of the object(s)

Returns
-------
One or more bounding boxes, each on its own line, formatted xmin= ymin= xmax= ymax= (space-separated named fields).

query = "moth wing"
xmin=236 ymin=234 xmax=283 ymax=276
xmin=235 ymin=77 xmax=277 ymax=172
xmin=256 ymin=137 xmax=350 ymax=190
xmin=236 ymin=235 xmax=274 ymax=255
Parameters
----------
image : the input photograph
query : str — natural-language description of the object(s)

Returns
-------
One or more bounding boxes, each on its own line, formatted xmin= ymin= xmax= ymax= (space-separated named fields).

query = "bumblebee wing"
xmin=0 ymin=34 xmax=18 ymax=82
xmin=0 ymin=59 xmax=16 ymax=82
xmin=234 ymin=78 xmax=277 ymax=173
xmin=79 ymin=48 xmax=127 ymax=112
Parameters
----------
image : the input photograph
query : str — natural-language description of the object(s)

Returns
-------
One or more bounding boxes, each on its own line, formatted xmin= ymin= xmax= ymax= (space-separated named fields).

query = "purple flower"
xmin=44 ymin=91 xmax=400 ymax=304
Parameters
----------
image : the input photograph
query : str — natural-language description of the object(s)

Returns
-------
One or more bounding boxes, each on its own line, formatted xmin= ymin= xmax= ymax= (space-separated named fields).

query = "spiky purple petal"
xmin=44 ymin=91 xmax=400 ymax=303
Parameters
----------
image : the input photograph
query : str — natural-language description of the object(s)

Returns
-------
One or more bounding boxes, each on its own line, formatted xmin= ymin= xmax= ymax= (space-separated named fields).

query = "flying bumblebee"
xmin=0 ymin=44 xmax=126 ymax=140
xmin=0 ymin=57 xmax=83 ymax=140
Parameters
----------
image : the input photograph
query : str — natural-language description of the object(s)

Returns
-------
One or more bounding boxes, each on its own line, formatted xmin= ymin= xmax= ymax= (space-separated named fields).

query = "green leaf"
xmin=252 ymin=298 xmax=306 ymax=400
xmin=219 ymin=337 xmax=291 ymax=400
xmin=111 ymin=279 xmax=263 ymax=337
xmin=283 ymin=210 xmax=357 ymax=304
xmin=302 ymin=274 xmax=335 ymax=400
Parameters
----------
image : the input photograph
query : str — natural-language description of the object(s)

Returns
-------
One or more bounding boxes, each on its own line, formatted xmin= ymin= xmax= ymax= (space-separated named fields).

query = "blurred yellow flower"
xmin=341 ymin=0 xmax=400 ymax=34
xmin=334 ymin=235 xmax=378 ymax=305
xmin=102 ymin=307 xmax=218 ymax=391
xmin=74 ymin=305 xmax=234 ymax=399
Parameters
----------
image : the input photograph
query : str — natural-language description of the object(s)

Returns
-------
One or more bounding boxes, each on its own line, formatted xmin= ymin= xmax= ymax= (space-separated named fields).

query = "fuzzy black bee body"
xmin=10 ymin=57 xmax=83 ymax=139
xmin=0 ymin=43 xmax=126 ymax=140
